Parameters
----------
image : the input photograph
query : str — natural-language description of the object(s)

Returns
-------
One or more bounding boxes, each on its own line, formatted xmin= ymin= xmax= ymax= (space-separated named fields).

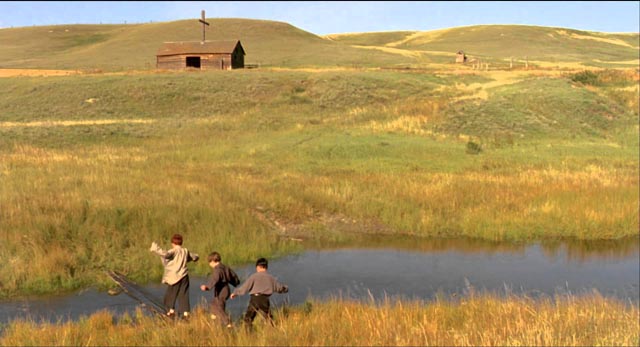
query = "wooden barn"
xmin=156 ymin=40 xmax=245 ymax=70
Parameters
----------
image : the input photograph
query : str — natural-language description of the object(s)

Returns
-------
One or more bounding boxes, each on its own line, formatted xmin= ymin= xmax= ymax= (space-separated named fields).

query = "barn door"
xmin=186 ymin=56 xmax=201 ymax=69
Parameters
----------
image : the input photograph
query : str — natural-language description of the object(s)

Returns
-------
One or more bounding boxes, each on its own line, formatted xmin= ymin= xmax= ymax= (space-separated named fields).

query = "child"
xmin=200 ymin=251 xmax=241 ymax=327
xmin=149 ymin=233 xmax=199 ymax=319
xmin=230 ymin=257 xmax=288 ymax=328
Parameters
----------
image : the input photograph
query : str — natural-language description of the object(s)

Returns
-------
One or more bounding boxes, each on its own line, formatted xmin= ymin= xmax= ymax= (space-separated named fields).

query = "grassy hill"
xmin=0 ymin=18 xmax=410 ymax=70
xmin=326 ymin=25 xmax=640 ymax=68
xmin=0 ymin=20 xmax=638 ymax=70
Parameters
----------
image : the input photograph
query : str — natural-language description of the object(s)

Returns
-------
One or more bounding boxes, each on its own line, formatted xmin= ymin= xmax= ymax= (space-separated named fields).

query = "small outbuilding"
xmin=156 ymin=40 xmax=245 ymax=70
xmin=455 ymin=50 xmax=467 ymax=63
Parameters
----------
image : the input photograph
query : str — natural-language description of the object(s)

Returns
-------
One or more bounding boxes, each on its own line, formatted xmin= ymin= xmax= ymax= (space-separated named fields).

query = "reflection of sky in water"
xmin=1 ymin=241 xmax=638 ymax=325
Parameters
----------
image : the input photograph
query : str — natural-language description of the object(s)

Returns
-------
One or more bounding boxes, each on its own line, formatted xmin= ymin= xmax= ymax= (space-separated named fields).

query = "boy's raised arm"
xmin=149 ymin=241 xmax=169 ymax=257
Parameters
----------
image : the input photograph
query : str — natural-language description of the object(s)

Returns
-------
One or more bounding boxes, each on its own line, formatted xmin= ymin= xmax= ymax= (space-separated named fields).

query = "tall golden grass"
xmin=0 ymin=128 xmax=637 ymax=296
xmin=1 ymin=294 xmax=637 ymax=346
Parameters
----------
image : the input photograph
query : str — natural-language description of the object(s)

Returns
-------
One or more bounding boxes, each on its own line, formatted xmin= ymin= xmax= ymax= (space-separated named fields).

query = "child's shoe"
xmin=180 ymin=311 xmax=190 ymax=322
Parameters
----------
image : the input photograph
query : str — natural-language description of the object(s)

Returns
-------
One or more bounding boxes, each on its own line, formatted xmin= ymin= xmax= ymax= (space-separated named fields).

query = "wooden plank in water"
xmin=106 ymin=270 xmax=168 ymax=318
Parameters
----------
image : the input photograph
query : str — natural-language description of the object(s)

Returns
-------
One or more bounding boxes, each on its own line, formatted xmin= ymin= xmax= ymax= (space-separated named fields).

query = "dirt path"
xmin=451 ymin=70 xmax=567 ymax=101
xmin=0 ymin=119 xmax=154 ymax=128
xmin=0 ymin=69 xmax=80 ymax=77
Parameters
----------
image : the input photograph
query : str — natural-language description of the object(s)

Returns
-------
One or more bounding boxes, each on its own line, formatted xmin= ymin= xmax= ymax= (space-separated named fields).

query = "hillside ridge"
xmin=0 ymin=19 xmax=638 ymax=70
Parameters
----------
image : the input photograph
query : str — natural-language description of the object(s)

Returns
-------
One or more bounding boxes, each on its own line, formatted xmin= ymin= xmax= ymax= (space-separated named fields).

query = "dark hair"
xmin=208 ymin=251 xmax=221 ymax=263
xmin=171 ymin=234 xmax=183 ymax=246
xmin=256 ymin=257 xmax=268 ymax=269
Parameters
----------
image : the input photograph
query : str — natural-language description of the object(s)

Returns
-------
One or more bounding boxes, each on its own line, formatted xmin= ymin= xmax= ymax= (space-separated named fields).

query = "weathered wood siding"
xmin=157 ymin=55 xmax=185 ymax=70
xmin=157 ymin=52 xmax=242 ymax=70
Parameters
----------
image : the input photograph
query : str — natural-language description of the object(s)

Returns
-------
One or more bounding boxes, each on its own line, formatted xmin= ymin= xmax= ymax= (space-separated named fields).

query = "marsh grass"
xmin=0 ymin=69 xmax=637 ymax=297
xmin=1 ymin=294 xmax=637 ymax=346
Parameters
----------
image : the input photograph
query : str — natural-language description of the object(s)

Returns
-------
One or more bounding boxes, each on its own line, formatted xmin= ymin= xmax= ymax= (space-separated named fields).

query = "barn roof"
xmin=156 ymin=40 xmax=245 ymax=56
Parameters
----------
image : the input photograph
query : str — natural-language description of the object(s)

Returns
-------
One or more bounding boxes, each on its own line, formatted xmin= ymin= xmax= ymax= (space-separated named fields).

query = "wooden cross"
xmin=199 ymin=10 xmax=210 ymax=42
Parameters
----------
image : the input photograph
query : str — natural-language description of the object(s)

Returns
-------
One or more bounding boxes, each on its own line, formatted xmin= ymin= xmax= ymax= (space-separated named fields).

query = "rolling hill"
xmin=0 ymin=18 xmax=410 ymax=70
xmin=0 ymin=19 xmax=638 ymax=71
xmin=326 ymin=25 xmax=640 ymax=68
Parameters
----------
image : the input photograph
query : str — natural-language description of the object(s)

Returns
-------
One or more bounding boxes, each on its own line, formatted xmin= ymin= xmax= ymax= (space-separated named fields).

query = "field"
xmin=0 ymin=18 xmax=638 ymax=345
xmin=0 ymin=67 xmax=637 ymax=297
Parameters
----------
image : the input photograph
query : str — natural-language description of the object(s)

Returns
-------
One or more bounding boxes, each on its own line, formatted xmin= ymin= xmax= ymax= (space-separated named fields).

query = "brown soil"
xmin=0 ymin=69 xmax=80 ymax=77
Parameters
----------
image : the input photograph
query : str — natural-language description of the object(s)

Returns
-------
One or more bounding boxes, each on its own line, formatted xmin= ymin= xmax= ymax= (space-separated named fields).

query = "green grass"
xmin=446 ymin=77 xmax=638 ymax=140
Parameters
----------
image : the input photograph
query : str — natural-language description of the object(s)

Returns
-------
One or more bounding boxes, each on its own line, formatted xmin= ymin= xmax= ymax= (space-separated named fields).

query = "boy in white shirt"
xmin=150 ymin=233 xmax=199 ymax=319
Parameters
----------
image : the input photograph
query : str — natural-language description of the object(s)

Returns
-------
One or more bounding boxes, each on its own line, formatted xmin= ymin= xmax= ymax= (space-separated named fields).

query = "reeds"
xmin=1 ymin=294 xmax=637 ymax=346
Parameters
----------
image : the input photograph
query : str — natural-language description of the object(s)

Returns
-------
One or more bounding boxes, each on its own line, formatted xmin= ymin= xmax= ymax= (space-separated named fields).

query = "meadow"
xmin=0 ymin=67 xmax=637 ymax=298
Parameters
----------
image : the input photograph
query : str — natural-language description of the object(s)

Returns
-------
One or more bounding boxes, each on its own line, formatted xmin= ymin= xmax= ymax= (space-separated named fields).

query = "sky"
xmin=0 ymin=1 xmax=638 ymax=35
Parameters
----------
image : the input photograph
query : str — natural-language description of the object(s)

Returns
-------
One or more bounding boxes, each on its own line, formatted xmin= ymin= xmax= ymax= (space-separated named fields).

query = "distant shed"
xmin=456 ymin=50 xmax=467 ymax=63
xmin=156 ymin=40 xmax=245 ymax=70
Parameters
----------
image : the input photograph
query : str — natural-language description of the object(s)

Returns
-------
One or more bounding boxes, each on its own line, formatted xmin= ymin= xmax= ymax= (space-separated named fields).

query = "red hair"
xmin=171 ymin=234 xmax=183 ymax=245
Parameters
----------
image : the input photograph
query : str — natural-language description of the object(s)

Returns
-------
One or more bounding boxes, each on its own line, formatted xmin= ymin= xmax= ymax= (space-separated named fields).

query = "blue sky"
xmin=0 ymin=1 xmax=638 ymax=34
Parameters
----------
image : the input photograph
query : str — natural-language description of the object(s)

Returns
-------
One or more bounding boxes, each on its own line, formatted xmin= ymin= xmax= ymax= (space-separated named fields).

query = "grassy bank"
xmin=1 ymin=294 xmax=637 ymax=346
xmin=0 ymin=68 xmax=637 ymax=297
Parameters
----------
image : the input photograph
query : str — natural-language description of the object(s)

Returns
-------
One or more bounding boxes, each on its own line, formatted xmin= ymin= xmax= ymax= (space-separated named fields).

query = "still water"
xmin=1 ymin=237 xmax=638 ymax=325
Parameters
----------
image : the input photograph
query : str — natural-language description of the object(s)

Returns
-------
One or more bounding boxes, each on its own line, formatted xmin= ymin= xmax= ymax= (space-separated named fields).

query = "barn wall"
xmin=201 ymin=54 xmax=232 ymax=70
xmin=157 ymin=52 xmax=242 ymax=70
xmin=157 ymin=55 xmax=185 ymax=70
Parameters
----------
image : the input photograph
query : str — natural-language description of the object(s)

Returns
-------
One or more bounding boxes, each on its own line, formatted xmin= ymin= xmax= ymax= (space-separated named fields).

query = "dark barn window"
xmin=186 ymin=56 xmax=201 ymax=68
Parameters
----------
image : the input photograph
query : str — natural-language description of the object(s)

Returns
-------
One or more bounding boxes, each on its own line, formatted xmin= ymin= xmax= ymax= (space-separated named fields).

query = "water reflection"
xmin=0 ymin=236 xmax=637 ymax=326
xmin=303 ymin=234 xmax=640 ymax=263
xmin=539 ymin=237 xmax=640 ymax=262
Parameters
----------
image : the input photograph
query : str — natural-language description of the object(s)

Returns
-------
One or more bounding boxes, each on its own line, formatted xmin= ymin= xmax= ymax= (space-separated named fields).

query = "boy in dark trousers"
xmin=200 ymin=251 xmax=240 ymax=327
xmin=230 ymin=257 xmax=288 ymax=328
xmin=149 ymin=233 xmax=199 ymax=319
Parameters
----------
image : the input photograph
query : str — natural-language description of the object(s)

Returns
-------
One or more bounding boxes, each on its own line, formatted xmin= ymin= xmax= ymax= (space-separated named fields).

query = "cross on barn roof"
xmin=199 ymin=10 xmax=210 ymax=42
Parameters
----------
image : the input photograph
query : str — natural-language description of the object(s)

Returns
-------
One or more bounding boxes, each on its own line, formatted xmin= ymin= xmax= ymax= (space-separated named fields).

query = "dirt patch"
xmin=0 ymin=119 xmax=154 ymax=128
xmin=449 ymin=70 xmax=570 ymax=101
xmin=250 ymin=206 xmax=395 ymax=242
xmin=0 ymin=69 xmax=80 ymax=77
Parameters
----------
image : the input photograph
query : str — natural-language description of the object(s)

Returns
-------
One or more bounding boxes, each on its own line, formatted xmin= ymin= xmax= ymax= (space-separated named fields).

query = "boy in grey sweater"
xmin=230 ymin=257 xmax=288 ymax=327
xmin=150 ymin=233 xmax=199 ymax=319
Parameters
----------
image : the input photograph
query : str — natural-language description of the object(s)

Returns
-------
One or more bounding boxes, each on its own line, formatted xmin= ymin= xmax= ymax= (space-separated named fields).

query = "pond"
xmin=1 ymin=236 xmax=638 ymax=325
